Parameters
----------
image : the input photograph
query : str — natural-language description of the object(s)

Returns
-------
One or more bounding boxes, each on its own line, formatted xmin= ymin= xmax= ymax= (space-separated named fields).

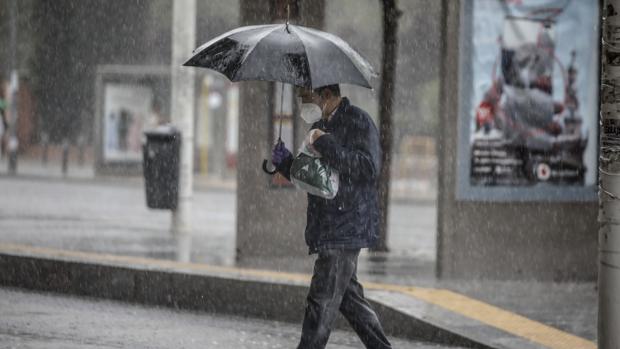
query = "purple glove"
xmin=271 ymin=141 xmax=292 ymax=167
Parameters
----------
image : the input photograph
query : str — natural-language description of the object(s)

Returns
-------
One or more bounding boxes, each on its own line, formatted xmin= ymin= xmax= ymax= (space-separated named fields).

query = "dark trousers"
xmin=297 ymin=248 xmax=392 ymax=349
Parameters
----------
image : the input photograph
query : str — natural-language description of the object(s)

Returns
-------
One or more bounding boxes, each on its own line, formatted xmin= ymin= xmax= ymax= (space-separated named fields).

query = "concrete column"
xmin=235 ymin=0 xmax=325 ymax=271
xmin=207 ymin=77 xmax=228 ymax=179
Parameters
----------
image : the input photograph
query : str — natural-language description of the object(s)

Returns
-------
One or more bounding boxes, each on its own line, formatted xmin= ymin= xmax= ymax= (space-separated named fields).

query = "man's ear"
xmin=320 ymin=89 xmax=331 ymax=100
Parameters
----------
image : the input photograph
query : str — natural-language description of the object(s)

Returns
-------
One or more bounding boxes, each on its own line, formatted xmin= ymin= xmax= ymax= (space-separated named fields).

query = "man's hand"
xmin=271 ymin=141 xmax=292 ymax=167
xmin=307 ymin=129 xmax=325 ymax=144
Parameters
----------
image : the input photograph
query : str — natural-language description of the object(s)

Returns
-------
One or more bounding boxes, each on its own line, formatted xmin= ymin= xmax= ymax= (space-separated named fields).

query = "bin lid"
xmin=143 ymin=124 xmax=180 ymax=139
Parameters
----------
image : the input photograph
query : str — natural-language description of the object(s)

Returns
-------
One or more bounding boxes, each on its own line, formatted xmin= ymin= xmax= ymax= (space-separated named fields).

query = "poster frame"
xmin=94 ymin=65 xmax=170 ymax=175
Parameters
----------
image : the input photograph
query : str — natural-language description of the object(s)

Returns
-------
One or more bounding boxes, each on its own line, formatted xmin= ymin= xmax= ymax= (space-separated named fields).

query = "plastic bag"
xmin=290 ymin=138 xmax=339 ymax=199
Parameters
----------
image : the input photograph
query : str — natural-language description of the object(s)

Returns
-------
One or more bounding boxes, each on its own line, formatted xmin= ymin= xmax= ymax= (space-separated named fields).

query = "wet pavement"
xmin=0 ymin=174 xmax=436 ymax=277
xmin=0 ymin=174 xmax=597 ymax=344
xmin=442 ymin=280 xmax=597 ymax=342
xmin=0 ymin=287 xmax=461 ymax=349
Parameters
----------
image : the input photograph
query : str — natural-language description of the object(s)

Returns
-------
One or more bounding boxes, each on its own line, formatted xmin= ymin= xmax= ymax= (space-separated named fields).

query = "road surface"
xmin=0 ymin=287 xmax=459 ymax=349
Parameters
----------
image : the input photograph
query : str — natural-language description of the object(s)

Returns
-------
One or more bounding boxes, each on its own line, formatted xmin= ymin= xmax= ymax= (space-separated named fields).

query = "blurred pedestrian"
xmin=0 ymin=80 xmax=8 ymax=158
xmin=272 ymin=84 xmax=392 ymax=349
xmin=147 ymin=99 xmax=167 ymax=128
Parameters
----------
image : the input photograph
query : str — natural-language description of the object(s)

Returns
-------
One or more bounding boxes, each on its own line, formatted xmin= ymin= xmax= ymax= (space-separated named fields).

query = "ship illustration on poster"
xmin=470 ymin=13 xmax=588 ymax=186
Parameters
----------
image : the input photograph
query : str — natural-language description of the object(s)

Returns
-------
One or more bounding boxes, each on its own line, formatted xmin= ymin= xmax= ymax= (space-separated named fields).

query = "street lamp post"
xmin=170 ymin=0 xmax=196 ymax=262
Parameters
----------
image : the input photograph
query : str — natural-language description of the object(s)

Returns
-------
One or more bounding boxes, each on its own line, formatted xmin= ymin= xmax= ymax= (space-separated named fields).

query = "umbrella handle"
xmin=262 ymin=134 xmax=283 ymax=175
xmin=262 ymin=159 xmax=277 ymax=175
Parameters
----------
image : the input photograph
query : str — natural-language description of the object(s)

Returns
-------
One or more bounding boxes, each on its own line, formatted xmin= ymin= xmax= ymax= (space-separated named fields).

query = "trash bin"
xmin=143 ymin=126 xmax=181 ymax=209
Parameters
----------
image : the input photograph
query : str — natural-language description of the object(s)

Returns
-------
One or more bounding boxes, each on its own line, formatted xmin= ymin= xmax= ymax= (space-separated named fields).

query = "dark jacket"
xmin=277 ymin=97 xmax=382 ymax=253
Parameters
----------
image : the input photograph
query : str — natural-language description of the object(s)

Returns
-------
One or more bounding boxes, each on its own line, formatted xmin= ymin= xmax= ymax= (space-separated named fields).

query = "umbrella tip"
xmin=285 ymin=2 xmax=291 ymax=33
xmin=286 ymin=2 xmax=291 ymax=32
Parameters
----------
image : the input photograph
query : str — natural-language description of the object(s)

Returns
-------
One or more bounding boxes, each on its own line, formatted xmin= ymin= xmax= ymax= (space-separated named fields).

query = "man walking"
xmin=272 ymin=84 xmax=392 ymax=349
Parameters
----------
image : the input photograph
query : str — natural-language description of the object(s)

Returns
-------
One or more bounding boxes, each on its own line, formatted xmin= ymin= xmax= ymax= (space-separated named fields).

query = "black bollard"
xmin=41 ymin=132 xmax=49 ymax=165
xmin=61 ymin=139 xmax=69 ymax=176
xmin=77 ymin=135 xmax=85 ymax=166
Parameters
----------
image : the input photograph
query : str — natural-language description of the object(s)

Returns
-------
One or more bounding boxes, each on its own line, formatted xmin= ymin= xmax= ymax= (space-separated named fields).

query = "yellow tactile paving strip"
xmin=0 ymin=243 xmax=595 ymax=349
xmin=393 ymin=287 xmax=595 ymax=349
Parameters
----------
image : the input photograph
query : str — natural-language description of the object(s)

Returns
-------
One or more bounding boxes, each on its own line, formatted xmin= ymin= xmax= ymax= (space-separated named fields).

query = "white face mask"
xmin=300 ymin=103 xmax=323 ymax=124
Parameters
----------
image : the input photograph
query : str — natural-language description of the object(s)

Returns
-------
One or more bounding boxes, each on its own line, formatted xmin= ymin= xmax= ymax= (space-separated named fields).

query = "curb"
xmin=0 ymin=244 xmax=595 ymax=349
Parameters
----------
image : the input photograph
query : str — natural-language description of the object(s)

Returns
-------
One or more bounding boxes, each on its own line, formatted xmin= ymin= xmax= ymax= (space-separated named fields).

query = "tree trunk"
xmin=599 ymin=1 xmax=620 ymax=348
xmin=374 ymin=0 xmax=401 ymax=252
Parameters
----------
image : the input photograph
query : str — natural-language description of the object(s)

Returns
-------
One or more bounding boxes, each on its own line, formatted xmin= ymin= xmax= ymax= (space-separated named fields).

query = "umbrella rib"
xmin=295 ymin=26 xmax=376 ymax=84
xmin=292 ymin=26 xmax=367 ymax=88
xmin=231 ymin=25 xmax=284 ymax=81
xmin=288 ymin=28 xmax=313 ymax=88
xmin=192 ymin=24 xmax=275 ymax=55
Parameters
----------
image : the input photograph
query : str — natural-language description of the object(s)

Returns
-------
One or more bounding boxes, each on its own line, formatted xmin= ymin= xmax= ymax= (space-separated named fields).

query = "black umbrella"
xmin=184 ymin=23 xmax=376 ymax=175
xmin=184 ymin=23 xmax=376 ymax=89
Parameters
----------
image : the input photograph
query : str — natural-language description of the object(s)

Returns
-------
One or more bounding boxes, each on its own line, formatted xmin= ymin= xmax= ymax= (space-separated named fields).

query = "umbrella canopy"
xmin=184 ymin=24 xmax=376 ymax=89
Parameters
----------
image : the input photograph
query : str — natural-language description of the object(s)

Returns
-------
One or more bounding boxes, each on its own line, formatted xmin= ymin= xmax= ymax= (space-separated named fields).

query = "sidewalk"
xmin=0 ymin=164 xmax=597 ymax=347
xmin=0 ymin=243 xmax=597 ymax=349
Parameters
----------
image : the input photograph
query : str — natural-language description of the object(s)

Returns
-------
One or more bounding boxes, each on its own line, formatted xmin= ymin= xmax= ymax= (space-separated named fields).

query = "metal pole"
xmin=600 ymin=1 xmax=620 ymax=348
xmin=170 ymin=0 xmax=196 ymax=262
xmin=7 ymin=0 xmax=19 ymax=174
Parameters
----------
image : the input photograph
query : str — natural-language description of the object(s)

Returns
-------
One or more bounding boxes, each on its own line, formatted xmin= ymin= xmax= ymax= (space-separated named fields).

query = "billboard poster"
xmin=103 ymin=83 xmax=153 ymax=162
xmin=457 ymin=0 xmax=600 ymax=201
